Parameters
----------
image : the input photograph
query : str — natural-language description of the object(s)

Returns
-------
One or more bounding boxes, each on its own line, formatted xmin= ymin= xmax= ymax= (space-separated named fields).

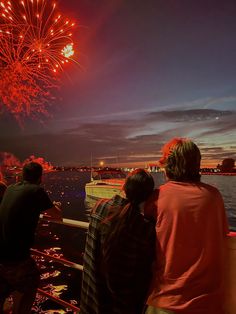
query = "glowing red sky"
xmin=0 ymin=0 xmax=235 ymax=166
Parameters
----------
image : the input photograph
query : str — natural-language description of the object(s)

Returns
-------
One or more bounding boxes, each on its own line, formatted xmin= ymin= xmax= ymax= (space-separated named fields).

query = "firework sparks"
xmin=62 ymin=43 xmax=74 ymax=59
xmin=0 ymin=0 xmax=76 ymax=120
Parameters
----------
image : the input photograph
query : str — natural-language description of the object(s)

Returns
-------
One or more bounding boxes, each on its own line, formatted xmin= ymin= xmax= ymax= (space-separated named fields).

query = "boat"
xmin=85 ymin=168 xmax=126 ymax=199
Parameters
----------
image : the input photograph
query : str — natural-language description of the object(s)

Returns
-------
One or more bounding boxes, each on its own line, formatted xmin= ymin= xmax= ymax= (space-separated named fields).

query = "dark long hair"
xmin=101 ymin=168 xmax=155 ymax=258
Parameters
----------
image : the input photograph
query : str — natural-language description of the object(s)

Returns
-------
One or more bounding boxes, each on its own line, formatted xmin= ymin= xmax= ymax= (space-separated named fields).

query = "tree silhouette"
xmin=220 ymin=158 xmax=235 ymax=173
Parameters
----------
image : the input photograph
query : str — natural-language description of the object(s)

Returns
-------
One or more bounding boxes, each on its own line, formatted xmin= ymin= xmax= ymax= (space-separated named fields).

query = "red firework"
xmin=0 ymin=0 xmax=76 ymax=120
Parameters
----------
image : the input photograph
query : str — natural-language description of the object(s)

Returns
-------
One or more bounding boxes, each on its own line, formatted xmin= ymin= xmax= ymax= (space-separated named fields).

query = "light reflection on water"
xmin=200 ymin=174 xmax=236 ymax=229
xmin=32 ymin=171 xmax=235 ymax=312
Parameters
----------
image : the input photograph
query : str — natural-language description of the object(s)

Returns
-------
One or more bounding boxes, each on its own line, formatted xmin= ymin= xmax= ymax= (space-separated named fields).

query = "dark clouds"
xmin=0 ymin=108 xmax=235 ymax=166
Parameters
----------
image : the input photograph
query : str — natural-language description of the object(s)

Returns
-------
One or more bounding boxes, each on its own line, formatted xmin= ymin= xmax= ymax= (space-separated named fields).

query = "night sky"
xmin=0 ymin=0 xmax=236 ymax=167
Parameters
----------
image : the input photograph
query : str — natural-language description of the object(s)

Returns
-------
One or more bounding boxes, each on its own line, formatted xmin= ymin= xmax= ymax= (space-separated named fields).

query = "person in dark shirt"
xmin=0 ymin=181 xmax=7 ymax=203
xmin=0 ymin=162 xmax=62 ymax=314
xmin=80 ymin=169 xmax=156 ymax=314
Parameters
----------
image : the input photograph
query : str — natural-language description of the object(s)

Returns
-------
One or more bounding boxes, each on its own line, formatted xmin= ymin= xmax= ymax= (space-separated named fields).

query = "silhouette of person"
xmin=0 ymin=162 xmax=62 ymax=314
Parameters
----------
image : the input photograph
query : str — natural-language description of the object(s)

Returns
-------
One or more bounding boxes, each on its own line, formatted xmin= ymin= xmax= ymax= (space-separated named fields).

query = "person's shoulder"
xmin=198 ymin=181 xmax=221 ymax=195
xmin=95 ymin=197 xmax=111 ymax=208
xmin=23 ymin=183 xmax=45 ymax=194
xmin=4 ymin=182 xmax=22 ymax=192
xmin=195 ymin=182 xmax=224 ymax=205
xmin=94 ymin=195 xmax=125 ymax=210
xmin=159 ymin=181 xmax=173 ymax=191
xmin=91 ymin=198 xmax=111 ymax=215
xmin=34 ymin=185 xmax=46 ymax=192
xmin=92 ymin=195 xmax=126 ymax=220
xmin=11 ymin=181 xmax=37 ymax=188
xmin=15 ymin=183 xmax=48 ymax=198
xmin=112 ymin=194 xmax=127 ymax=206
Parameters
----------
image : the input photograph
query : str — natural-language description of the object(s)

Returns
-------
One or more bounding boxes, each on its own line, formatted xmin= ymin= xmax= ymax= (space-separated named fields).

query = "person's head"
xmin=159 ymin=138 xmax=201 ymax=182
xmin=0 ymin=181 xmax=7 ymax=202
xmin=123 ymin=168 xmax=155 ymax=204
xmin=22 ymin=162 xmax=43 ymax=184
xmin=101 ymin=169 xmax=155 ymax=265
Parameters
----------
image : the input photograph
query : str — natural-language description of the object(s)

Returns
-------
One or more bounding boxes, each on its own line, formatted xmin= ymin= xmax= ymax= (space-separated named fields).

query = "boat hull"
xmin=85 ymin=181 xmax=123 ymax=199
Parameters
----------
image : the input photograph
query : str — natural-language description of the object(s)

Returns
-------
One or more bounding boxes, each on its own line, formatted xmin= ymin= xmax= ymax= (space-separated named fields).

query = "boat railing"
xmin=31 ymin=217 xmax=89 ymax=313
xmin=33 ymin=218 xmax=236 ymax=314
xmin=39 ymin=215 xmax=89 ymax=229
xmin=37 ymin=288 xmax=80 ymax=313
xmin=31 ymin=248 xmax=83 ymax=271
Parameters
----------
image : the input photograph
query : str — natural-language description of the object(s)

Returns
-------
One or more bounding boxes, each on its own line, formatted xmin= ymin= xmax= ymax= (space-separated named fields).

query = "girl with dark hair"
xmin=80 ymin=169 xmax=156 ymax=314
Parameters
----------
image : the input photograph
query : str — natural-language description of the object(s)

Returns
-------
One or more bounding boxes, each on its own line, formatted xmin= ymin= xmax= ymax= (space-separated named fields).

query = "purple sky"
xmin=0 ymin=0 xmax=236 ymax=166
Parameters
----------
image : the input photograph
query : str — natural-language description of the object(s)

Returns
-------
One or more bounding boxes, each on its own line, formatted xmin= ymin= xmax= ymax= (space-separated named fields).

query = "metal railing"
xmin=31 ymin=248 xmax=83 ymax=271
xmin=33 ymin=218 xmax=89 ymax=313
xmin=39 ymin=215 xmax=89 ymax=229
xmin=37 ymin=288 xmax=80 ymax=313
xmin=35 ymin=219 xmax=236 ymax=313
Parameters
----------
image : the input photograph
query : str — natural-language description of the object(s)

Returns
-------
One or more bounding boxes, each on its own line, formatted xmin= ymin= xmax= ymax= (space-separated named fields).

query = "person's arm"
xmin=36 ymin=187 xmax=63 ymax=221
xmin=43 ymin=201 xmax=63 ymax=221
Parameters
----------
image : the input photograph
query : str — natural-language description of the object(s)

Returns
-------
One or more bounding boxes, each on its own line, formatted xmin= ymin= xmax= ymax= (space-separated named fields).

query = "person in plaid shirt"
xmin=80 ymin=169 xmax=156 ymax=314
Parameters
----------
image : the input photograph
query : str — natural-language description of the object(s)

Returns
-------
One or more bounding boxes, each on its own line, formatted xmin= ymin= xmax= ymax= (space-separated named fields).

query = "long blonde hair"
xmin=159 ymin=138 xmax=201 ymax=182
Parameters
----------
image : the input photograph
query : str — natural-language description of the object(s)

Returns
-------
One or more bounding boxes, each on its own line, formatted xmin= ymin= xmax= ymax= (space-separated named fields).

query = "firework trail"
xmin=0 ymin=0 xmax=76 ymax=120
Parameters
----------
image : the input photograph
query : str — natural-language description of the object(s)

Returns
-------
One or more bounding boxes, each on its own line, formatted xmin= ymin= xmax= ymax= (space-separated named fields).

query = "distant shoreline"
xmin=200 ymin=172 xmax=236 ymax=176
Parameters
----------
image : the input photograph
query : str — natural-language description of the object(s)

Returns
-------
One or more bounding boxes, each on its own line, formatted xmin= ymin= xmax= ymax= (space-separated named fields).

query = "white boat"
xmin=85 ymin=169 xmax=126 ymax=199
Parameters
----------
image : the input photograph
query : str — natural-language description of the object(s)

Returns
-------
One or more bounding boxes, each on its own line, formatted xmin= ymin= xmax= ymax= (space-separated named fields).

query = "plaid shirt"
xmin=80 ymin=195 xmax=155 ymax=314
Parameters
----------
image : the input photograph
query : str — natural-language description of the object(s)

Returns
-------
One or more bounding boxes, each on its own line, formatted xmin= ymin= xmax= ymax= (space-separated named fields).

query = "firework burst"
xmin=0 ymin=0 xmax=76 ymax=120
